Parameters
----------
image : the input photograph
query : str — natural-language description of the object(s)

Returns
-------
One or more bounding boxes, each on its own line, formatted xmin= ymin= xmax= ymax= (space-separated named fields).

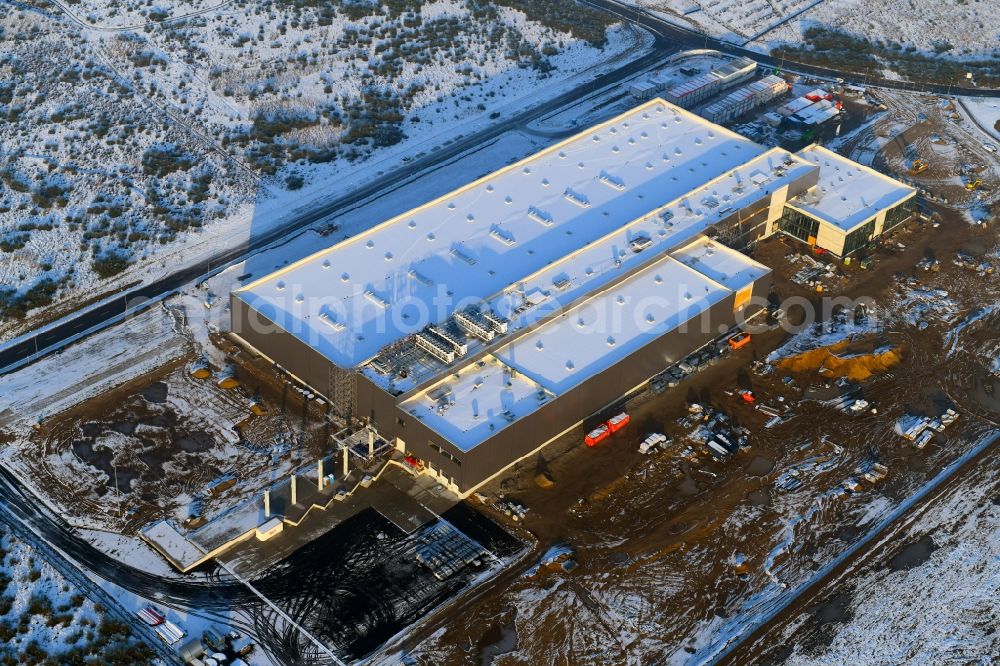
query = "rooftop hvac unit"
xmin=598 ymin=172 xmax=626 ymax=191
xmin=364 ymin=290 xmax=390 ymax=309
xmin=408 ymin=269 xmax=434 ymax=287
xmin=629 ymin=235 xmax=653 ymax=252
xmin=527 ymin=206 xmax=554 ymax=226
xmin=450 ymin=246 xmax=477 ymax=265
xmin=489 ymin=227 xmax=516 ymax=246
xmin=563 ymin=188 xmax=591 ymax=208
xmin=369 ymin=357 xmax=392 ymax=375
xmin=481 ymin=309 xmax=509 ymax=334
xmin=415 ymin=332 xmax=455 ymax=364
xmin=318 ymin=311 xmax=346 ymax=332
xmin=429 ymin=326 xmax=468 ymax=356
xmin=454 ymin=310 xmax=495 ymax=342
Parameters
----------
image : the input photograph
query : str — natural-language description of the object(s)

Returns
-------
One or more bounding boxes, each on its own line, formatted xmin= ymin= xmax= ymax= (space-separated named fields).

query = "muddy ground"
xmin=398 ymin=173 xmax=999 ymax=663
xmin=18 ymin=348 xmax=337 ymax=535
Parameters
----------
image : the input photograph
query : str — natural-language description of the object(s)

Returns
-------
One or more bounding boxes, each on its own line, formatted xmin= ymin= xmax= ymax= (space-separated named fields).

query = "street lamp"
xmin=111 ymin=459 xmax=122 ymax=521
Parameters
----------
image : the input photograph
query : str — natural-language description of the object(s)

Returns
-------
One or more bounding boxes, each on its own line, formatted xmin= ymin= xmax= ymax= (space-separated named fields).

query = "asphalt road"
xmin=0 ymin=518 xmax=183 ymax=664
xmin=0 ymin=466 xmax=252 ymax=610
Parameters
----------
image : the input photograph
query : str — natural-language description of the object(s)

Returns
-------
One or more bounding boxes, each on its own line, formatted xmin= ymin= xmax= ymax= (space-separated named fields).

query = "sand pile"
xmin=776 ymin=339 xmax=903 ymax=381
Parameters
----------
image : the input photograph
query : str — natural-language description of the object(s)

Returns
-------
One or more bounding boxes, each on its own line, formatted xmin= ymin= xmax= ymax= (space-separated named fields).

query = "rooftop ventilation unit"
xmin=489 ymin=227 xmax=516 ymax=247
xmin=481 ymin=309 xmax=509 ymax=334
xmin=318 ymin=311 xmax=346 ymax=332
xmin=429 ymin=326 xmax=468 ymax=356
xmin=364 ymin=290 xmax=390 ymax=309
xmin=629 ymin=235 xmax=653 ymax=252
xmin=369 ymin=357 xmax=391 ymax=375
xmin=408 ymin=269 xmax=434 ymax=287
xmin=527 ymin=206 xmax=553 ymax=226
xmin=455 ymin=310 xmax=496 ymax=342
xmin=450 ymin=246 xmax=477 ymax=265
xmin=563 ymin=188 xmax=591 ymax=208
xmin=416 ymin=332 xmax=455 ymax=364
xmin=598 ymin=172 xmax=626 ymax=191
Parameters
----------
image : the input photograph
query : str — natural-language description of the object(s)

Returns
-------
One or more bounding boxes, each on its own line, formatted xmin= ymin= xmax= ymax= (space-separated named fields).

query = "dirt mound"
xmin=776 ymin=338 xmax=903 ymax=381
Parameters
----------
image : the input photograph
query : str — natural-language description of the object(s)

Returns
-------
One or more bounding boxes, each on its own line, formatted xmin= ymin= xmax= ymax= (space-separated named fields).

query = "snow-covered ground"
xmin=0 ymin=306 xmax=188 ymax=427
xmin=752 ymin=0 xmax=1000 ymax=55
xmin=770 ymin=446 xmax=1000 ymax=665
xmin=960 ymin=97 xmax=1000 ymax=141
xmin=0 ymin=525 xmax=155 ymax=662
xmin=629 ymin=0 xmax=1000 ymax=55
xmin=0 ymin=0 xmax=644 ymax=342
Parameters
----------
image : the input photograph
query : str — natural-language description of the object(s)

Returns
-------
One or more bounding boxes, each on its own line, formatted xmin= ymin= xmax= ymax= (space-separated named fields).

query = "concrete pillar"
xmin=317 ymin=459 xmax=324 ymax=490
xmin=264 ymin=490 xmax=270 ymax=518
xmin=291 ymin=474 xmax=297 ymax=505
xmin=342 ymin=446 xmax=349 ymax=477
xmin=367 ymin=428 xmax=375 ymax=457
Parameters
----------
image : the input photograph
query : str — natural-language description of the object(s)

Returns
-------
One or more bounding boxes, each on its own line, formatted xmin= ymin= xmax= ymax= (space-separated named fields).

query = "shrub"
xmin=141 ymin=144 xmax=195 ymax=177
xmin=26 ymin=593 xmax=53 ymax=616
xmin=91 ymin=254 xmax=131 ymax=279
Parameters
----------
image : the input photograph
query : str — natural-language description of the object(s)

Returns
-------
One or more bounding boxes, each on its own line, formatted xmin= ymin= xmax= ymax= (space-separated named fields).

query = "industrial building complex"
xmin=230 ymin=98 xmax=916 ymax=495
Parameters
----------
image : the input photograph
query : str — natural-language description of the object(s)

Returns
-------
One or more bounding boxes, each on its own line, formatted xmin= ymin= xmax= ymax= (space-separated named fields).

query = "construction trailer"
xmin=230 ymin=98 xmax=914 ymax=496
xmin=702 ymin=74 xmax=790 ymax=124
xmin=660 ymin=57 xmax=757 ymax=108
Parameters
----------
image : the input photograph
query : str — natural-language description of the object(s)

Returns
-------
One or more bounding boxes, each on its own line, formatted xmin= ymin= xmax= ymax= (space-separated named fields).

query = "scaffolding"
xmin=329 ymin=364 xmax=357 ymax=420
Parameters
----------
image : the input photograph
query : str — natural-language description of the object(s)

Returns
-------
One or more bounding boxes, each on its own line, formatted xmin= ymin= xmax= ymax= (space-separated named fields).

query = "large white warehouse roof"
xmin=235 ymin=99 xmax=766 ymax=369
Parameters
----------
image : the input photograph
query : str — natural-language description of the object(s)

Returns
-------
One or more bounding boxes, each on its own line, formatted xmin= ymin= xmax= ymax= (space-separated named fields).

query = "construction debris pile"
xmin=894 ymin=409 xmax=960 ymax=449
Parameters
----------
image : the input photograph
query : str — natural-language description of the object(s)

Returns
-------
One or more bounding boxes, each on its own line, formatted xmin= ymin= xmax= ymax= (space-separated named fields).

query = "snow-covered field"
xmin=633 ymin=0 xmax=819 ymax=43
xmin=0 ymin=0 xmax=641 ymax=342
xmin=753 ymin=0 xmax=1000 ymax=55
xmin=630 ymin=0 xmax=1000 ymax=55
xmin=0 ymin=525 xmax=154 ymax=662
xmin=767 ymin=445 xmax=1000 ymax=665
xmin=961 ymin=97 xmax=1000 ymax=141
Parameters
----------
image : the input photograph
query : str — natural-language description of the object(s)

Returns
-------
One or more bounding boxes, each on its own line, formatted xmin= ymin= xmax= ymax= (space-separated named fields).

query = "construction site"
xmin=0 ymin=70 xmax=996 ymax=664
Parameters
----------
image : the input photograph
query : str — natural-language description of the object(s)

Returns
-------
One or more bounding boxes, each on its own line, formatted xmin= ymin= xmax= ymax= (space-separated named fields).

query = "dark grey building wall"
xmin=230 ymin=293 xmax=336 ymax=396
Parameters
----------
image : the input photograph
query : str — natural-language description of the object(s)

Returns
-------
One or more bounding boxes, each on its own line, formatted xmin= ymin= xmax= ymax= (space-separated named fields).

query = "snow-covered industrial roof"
xmin=400 ymin=354 xmax=553 ymax=452
xmin=492 ymin=256 xmax=732 ymax=395
xmin=236 ymin=99 xmax=766 ymax=369
xmin=403 ymin=248 xmax=764 ymax=450
xmin=788 ymin=145 xmax=916 ymax=232
xmin=364 ymin=146 xmax=813 ymax=393
xmin=670 ymin=236 xmax=770 ymax=289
